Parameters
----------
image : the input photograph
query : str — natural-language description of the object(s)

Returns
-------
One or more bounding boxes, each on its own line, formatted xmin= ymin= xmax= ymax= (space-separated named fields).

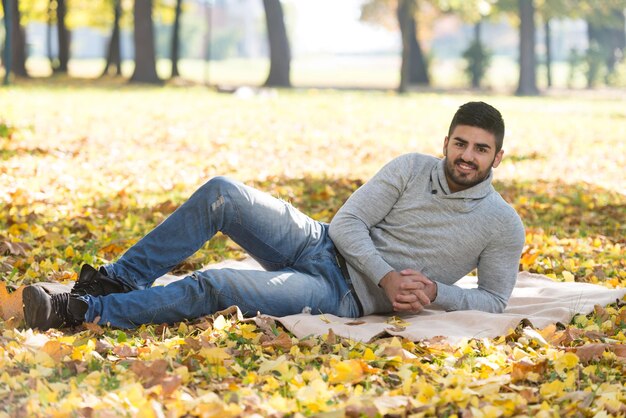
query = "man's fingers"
xmin=395 ymin=289 xmax=431 ymax=304
xmin=415 ymin=291 xmax=431 ymax=306
xmin=392 ymin=301 xmax=424 ymax=313
xmin=399 ymin=281 xmax=426 ymax=291
xmin=395 ymin=293 xmax=418 ymax=303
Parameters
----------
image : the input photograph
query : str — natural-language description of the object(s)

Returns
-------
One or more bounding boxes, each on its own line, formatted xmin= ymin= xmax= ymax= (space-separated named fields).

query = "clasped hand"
xmin=379 ymin=269 xmax=437 ymax=313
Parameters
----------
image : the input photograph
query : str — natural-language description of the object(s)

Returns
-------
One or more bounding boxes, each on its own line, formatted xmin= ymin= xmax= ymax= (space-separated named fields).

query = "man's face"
xmin=443 ymin=125 xmax=504 ymax=193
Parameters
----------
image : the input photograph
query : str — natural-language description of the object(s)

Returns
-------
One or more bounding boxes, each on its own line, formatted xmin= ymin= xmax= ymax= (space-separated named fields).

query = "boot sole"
xmin=22 ymin=285 xmax=51 ymax=330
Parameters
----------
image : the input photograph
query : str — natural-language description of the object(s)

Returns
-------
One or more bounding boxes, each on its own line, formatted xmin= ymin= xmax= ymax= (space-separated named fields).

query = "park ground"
xmin=0 ymin=81 xmax=625 ymax=416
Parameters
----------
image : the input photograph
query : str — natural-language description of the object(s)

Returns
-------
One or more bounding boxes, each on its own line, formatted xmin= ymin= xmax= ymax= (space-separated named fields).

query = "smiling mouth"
xmin=455 ymin=160 xmax=477 ymax=172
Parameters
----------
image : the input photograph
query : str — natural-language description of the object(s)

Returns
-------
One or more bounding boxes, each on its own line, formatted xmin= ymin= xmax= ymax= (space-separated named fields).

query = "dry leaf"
xmin=42 ymin=340 xmax=73 ymax=362
xmin=568 ymin=344 xmax=607 ymax=363
xmin=112 ymin=345 xmax=138 ymax=358
xmin=0 ymin=282 xmax=25 ymax=324
xmin=511 ymin=359 xmax=547 ymax=382
xmin=83 ymin=321 xmax=105 ymax=335
xmin=130 ymin=359 xmax=169 ymax=388
xmin=345 ymin=320 xmax=366 ymax=326
xmin=261 ymin=332 xmax=293 ymax=351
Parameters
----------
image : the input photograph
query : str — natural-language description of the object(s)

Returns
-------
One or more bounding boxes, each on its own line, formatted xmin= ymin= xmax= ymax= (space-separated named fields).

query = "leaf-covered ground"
xmin=0 ymin=83 xmax=625 ymax=416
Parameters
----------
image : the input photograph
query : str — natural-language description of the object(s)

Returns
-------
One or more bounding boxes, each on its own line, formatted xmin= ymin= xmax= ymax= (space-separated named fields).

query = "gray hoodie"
xmin=329 ymin=153 xmax=525 ymax=315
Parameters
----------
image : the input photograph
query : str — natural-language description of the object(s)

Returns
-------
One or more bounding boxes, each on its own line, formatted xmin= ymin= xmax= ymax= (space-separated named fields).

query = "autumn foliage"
xmin=0 ymin=85 xmax=625 ymax=416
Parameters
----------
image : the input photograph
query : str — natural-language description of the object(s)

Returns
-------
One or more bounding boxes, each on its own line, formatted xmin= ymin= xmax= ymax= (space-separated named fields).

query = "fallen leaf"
xmin=0 ymin=240 xmax=32 ymax=256
xmin=42 ymin=340 xmax=73 ymax=362
xmin=345 ymin=320 xmax=366 ymax=326
xmin=261 ymin=332 xmax=292 ymax=351
xmin=130 ymin=359 xmax=169 ymax=388
xmin=112 ymin=345 xmax=138 ymax=358
xmin=568 ymin=344 xmax=607 ymax=363
xmin=511 ymin=359 xmax=547 ymax=382
xmin=0 ymin=282 xmax=25 ymax=324
xmin=83 ymin=321 xmax=105 ymax=335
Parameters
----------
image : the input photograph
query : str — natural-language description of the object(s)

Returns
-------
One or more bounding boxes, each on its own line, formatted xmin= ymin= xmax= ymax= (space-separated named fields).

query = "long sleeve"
xmin=329 ymin=156 xmax=412 ymax=285
xmin=433 ymin=212 xmax=526 ymax=312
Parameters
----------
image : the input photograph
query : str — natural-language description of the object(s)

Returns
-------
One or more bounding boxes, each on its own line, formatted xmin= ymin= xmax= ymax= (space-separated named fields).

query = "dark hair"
xmin=448 ymin=101 xmax=505 ymax=152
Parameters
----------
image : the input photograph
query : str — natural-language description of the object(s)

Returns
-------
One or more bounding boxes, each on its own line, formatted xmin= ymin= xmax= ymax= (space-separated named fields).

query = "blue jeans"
xmin=83 ymin=177 xmax=362 ymax=329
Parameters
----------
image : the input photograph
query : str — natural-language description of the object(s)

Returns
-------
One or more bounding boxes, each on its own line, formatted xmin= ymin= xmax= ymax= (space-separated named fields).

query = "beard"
xmin=444 ymin=156 xmax=493 ymax=192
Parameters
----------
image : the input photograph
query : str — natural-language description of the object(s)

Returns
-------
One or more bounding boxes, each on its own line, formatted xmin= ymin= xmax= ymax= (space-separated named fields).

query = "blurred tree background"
xmin=1 ymin=0 xmax=625 ymax=92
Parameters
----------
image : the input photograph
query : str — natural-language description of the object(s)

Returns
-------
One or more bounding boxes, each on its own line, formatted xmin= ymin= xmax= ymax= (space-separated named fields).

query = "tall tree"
xmin=1 ymin=0 xmax=28 ymax=77
xmin=398 ymin=0 xmax=429 ymax=88
xmin=262 ymin=0 xmax=291 ymax=87
xmin=170 ymin=0 xmax=183 ymax=78
xmin=587 ymin=5 xmax=626 ymax=83
xmin=101 ymin=0 xmax=123 ymax=77
xmin=516 ymin=0 xmax=539 ymax=95
xmin=361 ymin=0 xmax=430 ymax=92
xmin=544 ymin=18 xmax=552 ymax=87
xmin=53 ymin=0 xmax=70 ymax=73
xmin=447 ymin=0 xmax=494 ymax=89
xmin=130 ymin=0 xmax=161 ymax=84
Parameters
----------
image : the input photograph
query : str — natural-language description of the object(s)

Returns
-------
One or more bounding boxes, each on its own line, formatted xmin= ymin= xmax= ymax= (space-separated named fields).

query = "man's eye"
xmin=477 ymin=148 xmax=488 ymax=153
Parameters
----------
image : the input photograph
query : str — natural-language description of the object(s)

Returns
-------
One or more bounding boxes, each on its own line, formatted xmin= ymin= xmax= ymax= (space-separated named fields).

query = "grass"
xmin=11 ymin=54 xmax=623 ymax=91
xmin=0 ymin=82 xmax=625 ymax=416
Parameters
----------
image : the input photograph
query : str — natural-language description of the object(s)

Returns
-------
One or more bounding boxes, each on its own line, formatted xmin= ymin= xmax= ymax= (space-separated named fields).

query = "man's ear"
xmin=492 ymin=149 xmax=504 ymax=168
xmin=443 ymin=136 xmax=449 ymax=156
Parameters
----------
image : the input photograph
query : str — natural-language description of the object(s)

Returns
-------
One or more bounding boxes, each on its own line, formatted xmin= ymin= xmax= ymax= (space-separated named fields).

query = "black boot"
xmin=71 ymin=264 xmax=129 ymax=296
xmin=22 ymin=285 xmax=88 ymax=331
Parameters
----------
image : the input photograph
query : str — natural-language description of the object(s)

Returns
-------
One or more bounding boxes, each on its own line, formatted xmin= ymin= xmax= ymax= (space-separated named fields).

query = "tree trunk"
xmin=170 ymin=0 xmax=182 ymax=78
xmin=130 ymin=0 xmax=161 ymax=84
xmin=397 ymin=0 xmax=428 ymax=90
xmin=262 ymin=0 xmax=291 ymax=87
xmin=471 ymin=21 xmax=482 ymax=88
xmin=397 ymin=0 xmax=412 ymax=93
xmin=54 ymin=0 xmax=70 ymax=73
xmin=516 ymin=0 xmax=539 ymax=96
xmin=2 ymin=0 xmax=12 ymax=83
xmin=3 ymin=0 xmax=28 ymax=77
xmin=407 ymin=8 xmax=429 ymax=85
xmin=545 ymin=19 xmax=552 ymax=88
xmin=101 ymin=0 xmax=123 ymax=77
xmin=588 ymin=9 xmax=626 ymax=79
xmin=47 ymin=0 xmax=54 ymax=68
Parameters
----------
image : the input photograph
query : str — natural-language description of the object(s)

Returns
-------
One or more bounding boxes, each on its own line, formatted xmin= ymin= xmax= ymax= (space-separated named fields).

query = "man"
xmin=22 ymin=101 xmax=525 ymax=331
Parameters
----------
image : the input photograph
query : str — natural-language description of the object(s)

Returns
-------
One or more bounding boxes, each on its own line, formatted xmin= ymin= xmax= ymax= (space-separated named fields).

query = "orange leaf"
xmin=42 ymin=340 xmax=73 ymax=362
xmin=261 ymin=332 xmax=293 ymax=351
xmin=0 ymin=282 xmax=25 ymax=325
xmin=511 ymin=359 xmax=547 ymax=382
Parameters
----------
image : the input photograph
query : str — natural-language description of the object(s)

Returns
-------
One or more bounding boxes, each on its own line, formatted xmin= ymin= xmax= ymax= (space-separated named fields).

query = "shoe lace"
xmin=50 ymin=293 xmax=81 ymax=327
xmin=72 ymin=275 xmax=105 ymax=295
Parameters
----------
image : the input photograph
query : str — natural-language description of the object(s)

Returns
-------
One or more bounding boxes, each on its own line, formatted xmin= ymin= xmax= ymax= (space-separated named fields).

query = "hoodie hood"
xmin=430 ymin=158 xmax=495 ymax=211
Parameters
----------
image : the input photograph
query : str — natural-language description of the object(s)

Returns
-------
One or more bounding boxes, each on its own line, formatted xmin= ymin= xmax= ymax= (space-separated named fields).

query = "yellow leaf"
xmin=562 ymin=271 xmax=575 ymax=282
xmin=199 ymin=347 xmax=230 ymax=365
xmin=363 ymin=347 xmax=376 ymax=361
xmin=328 ymin=359 xmax=364 ymax=384
xmin=539 ymin=379 xmax=566 ymax=398
xmin=553 ymin=352 xmax=579 ymax=374
xmin=64 ymin=246 xmax=75 ymax=258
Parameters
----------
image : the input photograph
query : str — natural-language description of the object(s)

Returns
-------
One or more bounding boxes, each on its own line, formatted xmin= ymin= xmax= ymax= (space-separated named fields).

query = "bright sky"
xmin=288 ymin=0 xmax=399 ymax=55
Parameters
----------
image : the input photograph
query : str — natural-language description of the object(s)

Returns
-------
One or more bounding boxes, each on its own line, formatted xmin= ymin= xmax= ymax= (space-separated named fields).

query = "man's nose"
xmin=461 ymin=147 xmax=475 ymax=161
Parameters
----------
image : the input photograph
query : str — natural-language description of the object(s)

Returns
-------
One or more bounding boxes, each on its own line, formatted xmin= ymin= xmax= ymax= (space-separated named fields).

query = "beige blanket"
xmin=159 ymin=258 xmax=626 ymax=343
